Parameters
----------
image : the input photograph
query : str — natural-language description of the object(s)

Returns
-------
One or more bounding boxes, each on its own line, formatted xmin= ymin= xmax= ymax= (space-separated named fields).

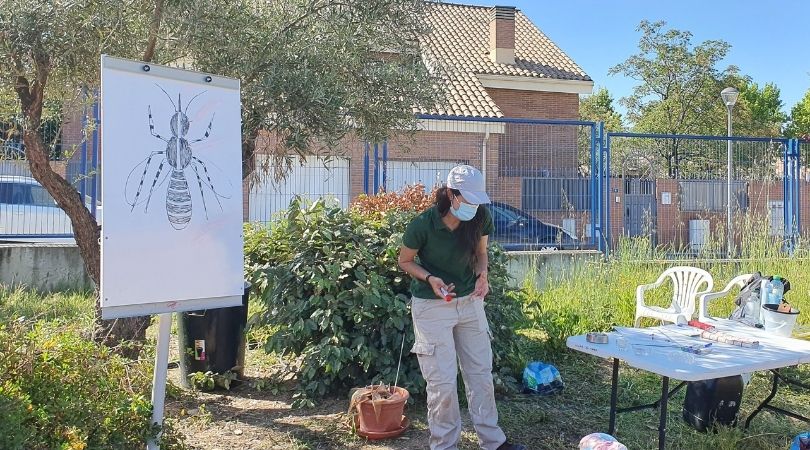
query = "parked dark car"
xmin=488 ymin=201 xmax=580 ymax=251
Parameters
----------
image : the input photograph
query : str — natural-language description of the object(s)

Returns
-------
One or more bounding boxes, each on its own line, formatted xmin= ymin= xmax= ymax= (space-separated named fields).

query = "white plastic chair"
xmin=634 ymin=266 xmax=714 ymax=327
xmin=698 ymin=274 xmax=754 ymax=322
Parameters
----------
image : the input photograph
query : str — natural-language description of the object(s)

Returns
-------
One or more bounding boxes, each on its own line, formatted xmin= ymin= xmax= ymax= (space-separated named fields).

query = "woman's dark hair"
xmin=435 ymin=186 xmax=486 ymax=267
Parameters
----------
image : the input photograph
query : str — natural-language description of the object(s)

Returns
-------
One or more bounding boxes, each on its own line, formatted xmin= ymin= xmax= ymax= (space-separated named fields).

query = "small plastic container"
xmin=762 ymin=303 xmax=800 ymax=337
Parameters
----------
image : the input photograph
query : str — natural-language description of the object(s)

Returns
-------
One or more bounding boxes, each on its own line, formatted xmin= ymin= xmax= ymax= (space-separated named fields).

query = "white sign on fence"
xmin=100 ymin=56 xmax=244 ymax=319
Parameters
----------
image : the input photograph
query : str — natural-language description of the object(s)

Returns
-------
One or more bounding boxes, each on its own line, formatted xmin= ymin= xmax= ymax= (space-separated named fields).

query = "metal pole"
xmin=726 ymin=107 xmax=733 ymax=257
xmin=91 ymin=96 xmax=99 ymax=218
xmin=382 ymin=141 xmax=388 ymax=192
xmin=146 ymin=313 xmax=172 ymax=450
xmin=373 ymin=143 xmax=379 ymax=194
xmin=608 ymin=357 xmax=619 ymax=434
xmin=590 ymin=123 xmax=597 ymax=250
xmin=363 ymin=142 xmax=369 ymax=194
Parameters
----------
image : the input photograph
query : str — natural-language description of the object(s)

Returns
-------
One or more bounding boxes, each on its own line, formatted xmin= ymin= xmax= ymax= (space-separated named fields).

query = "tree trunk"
xmin=142 ymin=0 xmax=165 ymax=62
xmin=17 ymin=77 xmax=149 ymax=359
xmin=242 ymin=136 xmax=256 ymax=181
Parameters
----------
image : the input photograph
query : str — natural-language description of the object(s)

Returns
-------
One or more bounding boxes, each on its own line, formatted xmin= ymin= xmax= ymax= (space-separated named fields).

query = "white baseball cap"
xmin=446 ymin=165 xmax=491 ymax=205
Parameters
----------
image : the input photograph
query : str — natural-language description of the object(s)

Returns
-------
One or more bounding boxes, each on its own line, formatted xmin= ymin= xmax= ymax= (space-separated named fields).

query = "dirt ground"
xmin=166 ymin=381 xmax=429 ymax=449
xmin=164 ymin=363 xmax=494 ymax=450
xmin=160 ymin=318 xmax=541 ymax=450
xmin=162 ymin=353 xmax=598 ymax=450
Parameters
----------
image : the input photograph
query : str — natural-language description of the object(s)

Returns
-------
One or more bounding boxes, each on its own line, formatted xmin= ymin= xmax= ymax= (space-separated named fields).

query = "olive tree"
xmin=0 ymin=0 xmax=441 ymax=351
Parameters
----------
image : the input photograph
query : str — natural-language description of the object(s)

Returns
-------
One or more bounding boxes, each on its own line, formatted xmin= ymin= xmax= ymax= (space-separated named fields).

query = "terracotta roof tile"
xmin=417 ymin=2 xmax=591 ymax=118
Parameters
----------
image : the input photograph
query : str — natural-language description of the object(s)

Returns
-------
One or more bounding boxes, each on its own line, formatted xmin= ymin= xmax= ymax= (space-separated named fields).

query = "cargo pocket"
xmin=475 ymin=301 xmax=493 ymax=340
xmin=410 ymin=341 xmax=440 ymax=382
xmin=410 ymin=341 xmax=435 ymax=356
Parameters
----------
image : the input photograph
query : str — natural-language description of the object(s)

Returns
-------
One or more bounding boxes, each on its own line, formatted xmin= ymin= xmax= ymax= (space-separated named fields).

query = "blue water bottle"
xmin=766 ymin=277 xmax=784 ymax=305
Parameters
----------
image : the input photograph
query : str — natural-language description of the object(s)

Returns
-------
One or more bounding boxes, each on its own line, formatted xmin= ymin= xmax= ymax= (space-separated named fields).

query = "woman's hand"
xmin=428 ymin=276 xmax=456 ymax=300
xmin=471 ymin=272 xmax=489 ymax=300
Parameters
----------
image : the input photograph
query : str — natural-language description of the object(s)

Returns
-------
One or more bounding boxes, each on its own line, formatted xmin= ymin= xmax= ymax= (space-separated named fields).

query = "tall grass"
xmin=521 ymin=219 xmax=810 ymax=355
xmin=0 ymin=286 xmax=95 ymax=326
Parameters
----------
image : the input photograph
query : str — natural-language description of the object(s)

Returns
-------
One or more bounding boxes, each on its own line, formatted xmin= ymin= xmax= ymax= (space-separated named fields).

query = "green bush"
xmin=246 ymin=198 xmax=526 ymax=406
xmin=0 ymin=320 xmax=186 ymax=450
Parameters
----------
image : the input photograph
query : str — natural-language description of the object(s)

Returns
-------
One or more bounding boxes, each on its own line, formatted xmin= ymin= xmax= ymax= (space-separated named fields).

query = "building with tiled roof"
xmin=250 ymin=2 xmax=596 ymax=244
xmin=420 ymin=2 xmax=592 ymax=118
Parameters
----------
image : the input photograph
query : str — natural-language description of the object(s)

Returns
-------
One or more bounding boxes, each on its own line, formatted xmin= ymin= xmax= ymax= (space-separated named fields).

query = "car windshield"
xmin=30 ymin=185 xmax=56 ymax=206
xmin=0 ymin=182 xmax=57 ymax=207
xmin=493 ymin=204 xmax=523 ymax=222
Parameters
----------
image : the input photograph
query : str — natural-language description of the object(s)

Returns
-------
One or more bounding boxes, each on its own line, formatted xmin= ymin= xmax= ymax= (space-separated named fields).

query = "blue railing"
xmin=1 ymin=98 xmax=100 ymax=242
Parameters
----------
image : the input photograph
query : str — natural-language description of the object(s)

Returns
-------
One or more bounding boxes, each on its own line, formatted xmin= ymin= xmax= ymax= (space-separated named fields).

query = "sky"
xmin=458 ymin=0 xmax=810 ymax=116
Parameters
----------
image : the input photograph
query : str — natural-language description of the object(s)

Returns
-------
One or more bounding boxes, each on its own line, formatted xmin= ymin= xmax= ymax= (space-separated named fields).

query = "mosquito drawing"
xmin=125 ymin=85 xmax=229 ymax=230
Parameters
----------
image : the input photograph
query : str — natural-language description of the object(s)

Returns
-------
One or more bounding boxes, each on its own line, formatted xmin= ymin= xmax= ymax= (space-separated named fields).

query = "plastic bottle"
xmin=766 ymin=277 xmax=785 ymax=305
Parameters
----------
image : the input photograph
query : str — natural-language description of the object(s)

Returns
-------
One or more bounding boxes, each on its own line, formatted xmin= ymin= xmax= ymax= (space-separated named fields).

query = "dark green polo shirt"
xmin=402 ymin=205 xmax=494 ymax=299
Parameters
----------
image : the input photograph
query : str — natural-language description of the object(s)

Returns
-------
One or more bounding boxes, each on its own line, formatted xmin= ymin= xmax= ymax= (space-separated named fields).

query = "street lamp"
xmin=721 ymin=87 xmax=739 ymax=256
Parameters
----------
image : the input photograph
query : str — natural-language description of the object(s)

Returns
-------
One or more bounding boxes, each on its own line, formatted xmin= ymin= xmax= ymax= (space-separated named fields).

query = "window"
xmin=522 ymin=178 xmax=591 ymax=211
xmin=0 ymin=182 xmax=58 ymax=207
xmin=30 ymin=185 xmax=56 ymax=207
xmin=679 ymin=180 xmax=748 ymax=212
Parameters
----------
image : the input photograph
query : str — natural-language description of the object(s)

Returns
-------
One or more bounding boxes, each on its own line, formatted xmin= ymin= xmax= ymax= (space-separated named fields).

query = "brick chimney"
xmin=489 ymin=6 xmax=516 ymax=64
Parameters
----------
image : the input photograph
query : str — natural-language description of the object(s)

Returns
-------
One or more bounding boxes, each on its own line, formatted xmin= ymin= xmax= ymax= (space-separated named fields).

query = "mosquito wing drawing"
xmin=124 ymin=85 xmax=230 ymax=230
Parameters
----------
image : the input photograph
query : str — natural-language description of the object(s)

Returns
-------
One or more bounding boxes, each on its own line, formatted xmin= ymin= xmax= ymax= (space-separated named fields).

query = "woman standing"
xmin=398 ymin=165 xmax=525 ymax=450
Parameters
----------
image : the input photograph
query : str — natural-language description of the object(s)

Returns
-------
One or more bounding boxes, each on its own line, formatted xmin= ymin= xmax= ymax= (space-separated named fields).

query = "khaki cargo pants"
xmin=410 ymin=295 xmax=507 ymax=450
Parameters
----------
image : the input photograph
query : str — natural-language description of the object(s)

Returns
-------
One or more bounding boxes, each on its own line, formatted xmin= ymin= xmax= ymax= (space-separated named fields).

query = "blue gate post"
xmin=373 ymin=143 xmax=379 ymax=194
xmin=794 ymin=139 xmax=802 ymax=243
xmin=589 ymin=123 xmax=598 ymax=250
xmin=598 ymin=122 xmax=607 ymax=253
xmin=79 ymin=103 xmax=88 ymax=203
xmin=604 ymin=130 xmax=612 ymax=254
xmin=382 ymin=140 xmax=388 ymax=192
xmin=363 ymin=142 xmax=370 ymax=194
xmin=90 ymin=97 xmax=99 ymax=218
xmin=783 ymin=139 xmax=801 ymax=254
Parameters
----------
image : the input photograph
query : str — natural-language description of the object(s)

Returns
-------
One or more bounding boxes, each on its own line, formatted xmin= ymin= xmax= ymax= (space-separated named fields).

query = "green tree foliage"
xmin=736 ymin=81 xmax=787 ymax=137
xmin=245 ymin=199 xmax=526 ymax=406
xmin=0 ymin=0 xmax=443 ymax=345
xmin=785 ymin=88 xmax=810 ymax=140
xmin=610 ymin=21 xmax=739 ymax=177
xmin=169 ymin=0 xmax=441 ymax=176
xmin=0 ymin=0 xmax=159 ymax=353
xmin=577 ymin=87 xmax=623 ymax=172
xmin=579 ymin=87 xmax=623 ymax=132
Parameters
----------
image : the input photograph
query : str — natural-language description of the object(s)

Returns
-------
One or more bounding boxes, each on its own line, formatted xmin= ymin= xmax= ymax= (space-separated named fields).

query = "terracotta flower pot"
xmin=353 ymin=386 xmax=409 ymax=435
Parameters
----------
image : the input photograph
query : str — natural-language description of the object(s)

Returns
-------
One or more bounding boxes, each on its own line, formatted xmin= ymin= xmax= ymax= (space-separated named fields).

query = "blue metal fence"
xmin=605 ymin=131 xmax=802 ymax=255
xmin=9 ymin=100 xmax=798 ymax=256
xmin=368 ymin=115 xmax=608 ymax=251
xmin=248 ymin=115 xmax=607 ymax=251
xmin=0 ymin=99 xmax=100 ymax=242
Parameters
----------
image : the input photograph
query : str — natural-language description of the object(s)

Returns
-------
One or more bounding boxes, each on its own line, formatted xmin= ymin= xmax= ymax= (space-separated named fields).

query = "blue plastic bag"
xmin=791 ymin=432 xmax=810 ymax=450
xmin=522 ymin=361 xmax=564 ymax=395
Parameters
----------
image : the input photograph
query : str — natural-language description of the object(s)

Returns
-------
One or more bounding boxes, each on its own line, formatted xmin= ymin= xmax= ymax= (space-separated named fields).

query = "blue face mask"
xmin=451 ymin=197 xmax=478 ymax=221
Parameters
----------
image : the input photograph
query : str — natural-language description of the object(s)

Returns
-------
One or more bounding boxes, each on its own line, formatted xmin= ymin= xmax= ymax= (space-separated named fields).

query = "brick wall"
xmin=487 ymin=89 xmax=580 ymax=178
xmin=61 ymin=104 xmax=87 ymax=159
xmin=485 ymin=88 xmax=579 ymax=120
xmin=489 ymin=16 xmax=515 ymax=51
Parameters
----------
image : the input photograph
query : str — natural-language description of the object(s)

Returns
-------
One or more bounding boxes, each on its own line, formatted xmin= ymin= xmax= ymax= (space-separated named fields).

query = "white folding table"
xmin=567 ymin=319 xmax=810 ymax=449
